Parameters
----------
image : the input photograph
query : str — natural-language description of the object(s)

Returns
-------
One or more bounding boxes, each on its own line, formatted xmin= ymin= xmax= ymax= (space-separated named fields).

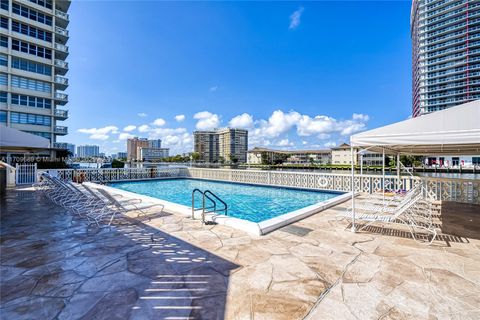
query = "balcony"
xmin=54 ymin=92 xmax=68 ymax=105
xmin=54 ymin=59 xmax=68 ymax=75
xmin=55 ymin=26 xmax=69 ymax=42
xmin=55 ymin=9 xmax=69 ymax=22
xmin=54 ymin=43 xmax=69 ymax=59
xmin=54 ymin=126 xmax=68 ymax=135
xmin=54 ymin=75 xmax=69 ymax=90
xmin=54 ymin=109 xmax=68 ymax=119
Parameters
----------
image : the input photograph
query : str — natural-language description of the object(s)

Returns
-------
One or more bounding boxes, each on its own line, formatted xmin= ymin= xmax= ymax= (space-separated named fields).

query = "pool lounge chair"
xmin=94 ymin=188 xmax=164 ymax=221
xmin=341 ymin=193 xmax=437 ymax=244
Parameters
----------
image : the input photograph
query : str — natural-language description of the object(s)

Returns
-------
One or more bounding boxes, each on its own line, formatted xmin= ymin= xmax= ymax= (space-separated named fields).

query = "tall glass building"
xmin=0 ymin=0 xmax=70 ymax=142
xmin=411 ymin=0 xmax=480 ymax=117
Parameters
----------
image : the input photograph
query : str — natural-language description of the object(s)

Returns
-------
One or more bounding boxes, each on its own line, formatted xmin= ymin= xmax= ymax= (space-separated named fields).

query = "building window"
xmin=11 ymin=75 xmax=51 ymax=93
xmin=0 ymin=110 xmax=6 ymax=123
xmin=0 ymin=0 xmax=8 ymax=11
xmin=0 ymin=73 xmax=6 ymax=85
xmin=0 ymin=91 xmax=6 ymax=103
xmin=28 ymin=0 xmax=52 ymax=10
xmin=473 ymin=157 xmax=480 ymax=166
xmin=11 ymin=20 xmax=52 ymax=42
xmin=0 ymin=54 xmax=6 ymax=67
xmin=0 ymin=35 xmax=7 ymax=48
xmin=11 ymin=39 xmax=52 ymax=59
xmin=0 ymin=16 xmax=7 ymax=29
xmin=10 ymin=111 xmax=51 ymax=126
xmin=12 ymin=3 xmax=52 ymax=26
xmin=11 ymin=93 xmax=51 ymax=109
xmin=11 ymin=57 xmax=51 ymax=76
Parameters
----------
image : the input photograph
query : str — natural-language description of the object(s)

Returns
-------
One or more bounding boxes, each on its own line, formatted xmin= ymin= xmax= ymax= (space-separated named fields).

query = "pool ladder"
xmin=191 ymin=189 xmax=228 ymax=224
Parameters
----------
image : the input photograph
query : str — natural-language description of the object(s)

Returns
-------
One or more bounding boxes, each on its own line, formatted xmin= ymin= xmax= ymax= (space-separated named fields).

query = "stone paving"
xmin=1 ymin=187 xmax=480 ymax=319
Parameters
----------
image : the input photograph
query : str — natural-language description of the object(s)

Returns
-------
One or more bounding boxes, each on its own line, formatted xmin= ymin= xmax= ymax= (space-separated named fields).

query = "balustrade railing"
xmin=40 ymin=167 xmax=480 ymax=204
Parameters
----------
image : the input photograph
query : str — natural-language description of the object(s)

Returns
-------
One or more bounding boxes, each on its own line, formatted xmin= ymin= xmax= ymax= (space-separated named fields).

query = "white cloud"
xmin=229 ymin=113 xmax=254 ymax=129
xmin=138 ymin=124 xmax=150 ymax=133
xmin=137 ymin=112 xmax=148 ymax=117
xmin=175 ymin=114 xmax=185 ymax=122
xmin=193 ymin=111 xmax=220 ymax=130
xmin=123 ymin=125 xmax=136 ymax=132
xmin=152 ymin=118 xmax=166 ymax=126
xmin=276 ymin=139 xmax=293 ymax=147
xmin=209 ymin=86 xmax=218 ymax=92
xmin=78 ymin=126 xmax=118 ymax=140
xmin=118 ymin=132 xmax=134 ymax=140
xmin=147 ymin=127 xmax=193 ymax=155
xmin=296 ymin=113 xmax=369 ymax=137
xmin=289 ymin=7 xmax=304 ymax=30
xmin=324 ymin=141 xmax=337 ymax=148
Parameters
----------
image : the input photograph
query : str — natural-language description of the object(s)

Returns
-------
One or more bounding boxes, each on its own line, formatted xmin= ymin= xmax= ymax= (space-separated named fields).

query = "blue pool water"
xmin=110 ymin=179 xmax=342 ymax=223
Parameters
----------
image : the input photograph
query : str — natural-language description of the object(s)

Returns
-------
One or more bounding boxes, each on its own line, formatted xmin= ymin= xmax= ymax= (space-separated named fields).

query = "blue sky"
xmin=64 ymin=1 xmax=412 ymax=155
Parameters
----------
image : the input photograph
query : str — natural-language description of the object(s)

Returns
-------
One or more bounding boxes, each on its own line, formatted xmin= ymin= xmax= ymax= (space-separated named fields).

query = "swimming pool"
xmin=109 ymin=178 xmax=343 ymax=223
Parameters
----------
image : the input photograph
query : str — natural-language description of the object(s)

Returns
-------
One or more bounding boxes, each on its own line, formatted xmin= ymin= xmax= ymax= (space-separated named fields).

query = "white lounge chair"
xmin=340 ymin=193 xmax=437 ymax=244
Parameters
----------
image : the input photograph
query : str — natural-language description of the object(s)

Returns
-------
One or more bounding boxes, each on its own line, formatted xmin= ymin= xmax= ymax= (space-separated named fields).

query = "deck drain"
xmin=280 ymin=225 xmax=313 ymax=237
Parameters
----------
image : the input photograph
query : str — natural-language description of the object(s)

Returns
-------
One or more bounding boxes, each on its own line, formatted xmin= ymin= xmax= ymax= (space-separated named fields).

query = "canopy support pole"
xmin=382 ymin=148 xmax=385 ymax=203
xmin=360 ymin=153 xmax=363 ymax=175
xmin=350 ymin=146 xmax=356 ymax=233
xmin=396 ymin=154 xmax=400 ymax=190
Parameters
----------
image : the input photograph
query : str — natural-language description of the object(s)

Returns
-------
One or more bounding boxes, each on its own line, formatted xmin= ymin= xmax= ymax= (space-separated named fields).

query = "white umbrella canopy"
xmin=350 ymin=100 xmax=480 ymax=155
xmin=0 ymin=125 xmax=50 ymax=152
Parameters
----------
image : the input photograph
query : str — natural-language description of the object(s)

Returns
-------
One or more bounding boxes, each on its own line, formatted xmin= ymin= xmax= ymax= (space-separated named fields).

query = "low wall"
xmin=40 ymin=167 xmax=480 ymax=205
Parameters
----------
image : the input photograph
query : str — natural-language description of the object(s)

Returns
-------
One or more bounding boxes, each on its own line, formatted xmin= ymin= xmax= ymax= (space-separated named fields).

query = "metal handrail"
xmin=191 ymin=188 xmax=228 ymax=223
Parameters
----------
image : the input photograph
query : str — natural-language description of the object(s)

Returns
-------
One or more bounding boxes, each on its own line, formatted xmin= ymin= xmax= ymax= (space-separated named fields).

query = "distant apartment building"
xmin=193 ymin=131 xmax=218 ymax=163
xmin=117 ymin=151 xmax=127 ymax=159
xmin=0 ymin=0 xmax=70 ymax=143
xmin=411 ymin=0 xmax=480 ymax=117
xmin=331 ymin=143 xmax=358 ymax=165
xmin=425 ymin=155 xmax=480 ymax=167
xmin=247 ymin=147 xmax=331 ymax=165
xmin=217 ymin=128 xmax=248 ymax=163
xmin=77 ymin=145 xmax=99 ymax=158
xmin=53 ymin=142 xmax=74 ymax=156
xmin=194 ymin=128 xmax=248 ymax=163
xmin=148 ymin=139 xmax=162 ymax=149
xmin=137 ymin=147 xmax=169 ymax=161
xmin=127 ymin=137 xmax=149 ymax=161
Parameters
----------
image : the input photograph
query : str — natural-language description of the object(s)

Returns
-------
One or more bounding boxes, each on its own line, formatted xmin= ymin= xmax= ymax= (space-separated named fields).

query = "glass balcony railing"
xmin=54 ymin=92 xmax=68 ymax=101
xmin=55 ymin=75 xmax=68 ymax=85
xmin=55 ymin=26 xmax=69 ymax=37
xmin=54 ymin=126 xmax=68 ymax=134
xmin=54 ymin=43 xmax=69 ymax=53
xmin=54 ymin=59 xmax=68 ymax=69
xmin=55 ymin=109 xmax=68 ymax=118
xmin=55 ymin=9 xmax=69 ymax=21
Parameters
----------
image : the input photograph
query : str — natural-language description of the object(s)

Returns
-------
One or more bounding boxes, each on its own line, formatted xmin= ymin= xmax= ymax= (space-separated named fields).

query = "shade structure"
xmin=350 ymin=100 xmax=480 ymax=155
xmin=0 ymin=125 xmax=50 ymax=152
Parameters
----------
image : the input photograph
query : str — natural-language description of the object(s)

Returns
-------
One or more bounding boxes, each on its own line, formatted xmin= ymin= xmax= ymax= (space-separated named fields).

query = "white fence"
xmin=15 ymin=163 xmax=37 ymax=185
xmin=40 ymin=167 xmax=480 ymax=205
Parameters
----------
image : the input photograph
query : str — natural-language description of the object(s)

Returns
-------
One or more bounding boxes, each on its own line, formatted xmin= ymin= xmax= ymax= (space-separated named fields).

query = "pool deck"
xmin=1 ymin=187 xmax=480 ymax=319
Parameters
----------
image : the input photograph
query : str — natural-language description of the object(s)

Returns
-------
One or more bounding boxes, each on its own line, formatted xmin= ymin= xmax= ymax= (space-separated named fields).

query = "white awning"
xmin=350 ymin=100 xmax=480 ymax=155
xmin=0 ymin=125 xmax=50 ymax=152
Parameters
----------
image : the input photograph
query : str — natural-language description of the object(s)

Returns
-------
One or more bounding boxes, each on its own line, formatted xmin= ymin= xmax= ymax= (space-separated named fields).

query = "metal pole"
xmin=382 ymin=148 xmax=385 ymax=202
xmin=360 ymin=153 xmax=363 ymax=175
xmin=351 ymin=146 xmax=356 ymax=233
xmin=396 ymin=153 xmax=400 ymax=190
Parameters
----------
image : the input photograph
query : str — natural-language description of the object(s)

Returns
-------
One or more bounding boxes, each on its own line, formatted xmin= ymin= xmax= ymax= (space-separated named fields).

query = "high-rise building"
xmin=148 ymin=139 xmax=162 ymax=149
xmin=77 ymin=145 xmax=99 ymax=158
xmin=217 ymin=128 xmax=248 ymax=163
xmin=411 ymin=0 xmax=480 ymax=117
xmin=127 ymin=137 xmax=149 ymax=161
xmin=194 ymin=128 xmax=248 ymax=163
xmin=0 ymin=0 xmax=70 ymax=142
xmin=53 ymin=141 xmax=74 ymax=156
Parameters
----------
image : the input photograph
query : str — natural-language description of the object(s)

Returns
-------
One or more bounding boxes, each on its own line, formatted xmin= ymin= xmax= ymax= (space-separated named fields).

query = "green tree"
xmin=111 ymin=159 xmax=125 ymax=168
xmin=191 ymin=152 xmax=201 ymax=162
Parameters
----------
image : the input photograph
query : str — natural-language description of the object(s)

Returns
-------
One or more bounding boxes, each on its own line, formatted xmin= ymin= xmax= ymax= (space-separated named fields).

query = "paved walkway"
xmin=1 ymin=188 xmax=479 ymax=319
